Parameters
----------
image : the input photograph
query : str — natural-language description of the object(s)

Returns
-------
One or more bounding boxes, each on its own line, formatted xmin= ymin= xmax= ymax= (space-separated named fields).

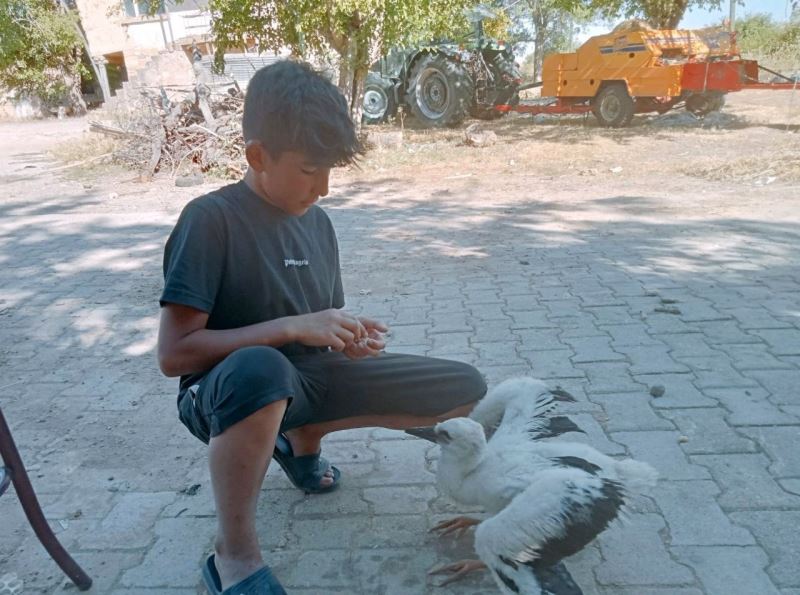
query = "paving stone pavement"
xmin=0 ymin=119 xmax=799 ymax=595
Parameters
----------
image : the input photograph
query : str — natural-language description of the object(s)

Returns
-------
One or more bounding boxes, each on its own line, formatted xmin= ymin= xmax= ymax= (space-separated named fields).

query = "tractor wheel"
xmin=406 ymin=53 xmax=473 ymax=127
xmin=591 ymin=84 xmax=635 ymax=127
xmin=362 ymin=72 xmax=397 ymax=124
xmin=685 ymin=92 xmax=725 ymax=117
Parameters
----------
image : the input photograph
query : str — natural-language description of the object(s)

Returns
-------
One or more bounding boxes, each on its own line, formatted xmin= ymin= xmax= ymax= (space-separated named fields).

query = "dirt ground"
xmin=5 ymin=88 xmax=796 ymax=223
xmin=350 ymin=89 xmax=800 ymax=218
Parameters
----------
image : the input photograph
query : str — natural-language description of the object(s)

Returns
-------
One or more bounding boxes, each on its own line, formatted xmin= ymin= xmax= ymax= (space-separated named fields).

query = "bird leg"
xmin=430 ymin=516 xmax=481 ymax=539
xmin=428 ymin=559 xmax=487 ymax=586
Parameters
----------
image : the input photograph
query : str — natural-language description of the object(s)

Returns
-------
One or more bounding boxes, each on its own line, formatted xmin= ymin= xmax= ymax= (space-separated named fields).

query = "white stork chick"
xmin=409 ymin=417 xmax=657 ymax=594
xmin=416 ymin=376 xmax=586 ymax=540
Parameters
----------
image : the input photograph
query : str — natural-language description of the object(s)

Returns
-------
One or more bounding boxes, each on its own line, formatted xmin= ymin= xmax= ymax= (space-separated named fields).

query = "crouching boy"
xmin=157 ymin=60 xmax=486 ymax=594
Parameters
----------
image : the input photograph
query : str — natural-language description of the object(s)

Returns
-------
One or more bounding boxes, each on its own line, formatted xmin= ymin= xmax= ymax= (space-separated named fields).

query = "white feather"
xmin=469 ymin=376 xmax=567 ymax=439
xmin=429 ymin=377 xmax=659 ymax=594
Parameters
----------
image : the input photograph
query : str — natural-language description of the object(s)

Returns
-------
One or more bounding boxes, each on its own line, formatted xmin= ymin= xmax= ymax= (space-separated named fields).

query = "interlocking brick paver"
xmin=78 ymin=492 xmax=176 ymax=549
xmin=743 ymin=368 xmax=800 ymax=405
xmin=621 ymin=345 xmax=691 ymax=374
xmin=653 ymin=332 xmax=720 ymax=357
xmin=603 ymin=323 xmax=663 ymax=347
xmin=723 ymin=307 xmax=795 ymax=330
xmin=596 ymin=514 xmax=694 ymax=585
xmin=565 ymin=335 xmax=625 ymax=363
xmin=468 ymin=303 xmax=510 ymax=321
xmin=508 ymin=308 xmax=557 ymax=329
xmin=675 ymin=355 xmax=760 ymax=390
xmin=738 ymin=426 xmax=800 ymax=477
xmin=749 ymin=329 xmax=800 ymax=356
xmin=706 ymin=387 xmax=799 ymax=426
xmin=652 ymin=481 xmax=756 ymax=546
xmin=695 ymin=452 xmax=800 ymax=511
xmin=3 ymin=120 xmax=798 ymax=594
xmin=472 ymin=341 xmax=522 ymax=366
xmin=672 ymin=547 xmax=781 ymax=595
xmin=429 ymin=332 xmax=473 ymax=355
xmin=714 ymin=344 xmax=795 ymax=370
xmin=363 ymin=485 xmax=438 ymax=514
xmin=612 ymin=431 xmax=710 ymax=480
xmin=589 ymin=393 xmax=674 ymax=432
xmin=577 ymin=362 xmax=646 ymax=394
xmin=521 ymin=348 xmax=586 ymax=379
xmin=120 ymin=518 xmax=214 ymax=588
xmin=660 ymin=409 xmax=758 ymax=454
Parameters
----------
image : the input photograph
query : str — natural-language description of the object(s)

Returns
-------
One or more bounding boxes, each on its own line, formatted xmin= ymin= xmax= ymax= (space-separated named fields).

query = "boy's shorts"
xmin=177 ymin=346 xmax=487 ymax=444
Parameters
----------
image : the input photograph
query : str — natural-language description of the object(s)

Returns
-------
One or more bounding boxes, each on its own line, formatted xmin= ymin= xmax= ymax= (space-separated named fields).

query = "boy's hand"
xmin=289 ymin=309 xmax=368 ymax=351
xmin=342 ymin=317 xmax=388 ymax=359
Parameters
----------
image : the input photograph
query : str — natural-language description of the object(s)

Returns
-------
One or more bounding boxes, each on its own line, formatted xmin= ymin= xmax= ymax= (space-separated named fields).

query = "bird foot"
xmin=428 ymin=559 xmax=487 ymax=586
xmin=430 ymin=516 xmax=480 ymax=539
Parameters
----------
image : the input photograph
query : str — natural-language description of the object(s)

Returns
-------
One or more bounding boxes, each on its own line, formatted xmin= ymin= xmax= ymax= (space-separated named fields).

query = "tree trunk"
xmin=64 ymin=70 xmax=87 ymax=115
xmin=642 ymin=0 xmax=690 ymax=29
xmin=533 ymin=14 xmax=547 ymax=82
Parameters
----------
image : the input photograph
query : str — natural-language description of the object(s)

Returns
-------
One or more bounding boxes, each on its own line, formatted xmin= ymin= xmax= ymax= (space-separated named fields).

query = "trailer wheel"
xmin=362 ymin=72 xmax=397 ymax=124
xmin=592 ymin=84 xmax=635 ymax=127
xmin=686 ymin=92 xmax=725 ymax=117
xmin=406 ymin=53 xmax=473 ymax=127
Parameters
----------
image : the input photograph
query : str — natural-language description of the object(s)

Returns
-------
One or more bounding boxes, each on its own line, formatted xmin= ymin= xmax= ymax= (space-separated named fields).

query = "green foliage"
xmin=207 ymin=0 xmax=483 ymax=115
xmin=0 ymin=0 xmax=85 ymax=103
xmin=208 ymin=0 xmax=480 ymax=58
xmin=586 ymin=0 xmax=725 ymax=29
xmin=735 ymin=13 xmax=800 ymax=72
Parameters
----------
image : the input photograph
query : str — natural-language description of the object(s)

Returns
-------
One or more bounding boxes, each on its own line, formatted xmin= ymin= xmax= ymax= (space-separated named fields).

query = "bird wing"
xmin=471 ymin=377 xmax=576 ymax=439
xmin=474 ymin=467 xmax=625 ymax=594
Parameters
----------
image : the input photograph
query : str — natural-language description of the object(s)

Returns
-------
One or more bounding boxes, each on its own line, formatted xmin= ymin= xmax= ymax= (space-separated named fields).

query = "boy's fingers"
xmin=338 ymin=312 xmax=366 ymax=339
xmin=359 ymin=316 xmax=388 ymax=333
xmin=366 ymin=338 xmax=386 ymax=351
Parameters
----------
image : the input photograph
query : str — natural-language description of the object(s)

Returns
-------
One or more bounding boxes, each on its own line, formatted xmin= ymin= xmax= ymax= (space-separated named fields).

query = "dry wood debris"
xmin=90 ymin=83 xmax=246 ymax=181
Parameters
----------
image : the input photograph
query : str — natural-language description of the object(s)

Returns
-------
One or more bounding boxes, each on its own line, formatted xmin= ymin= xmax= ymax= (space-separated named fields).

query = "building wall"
xmin=74 ymin=0 xmax=129 ymax=57
xmin=74 ymin=0 xmax=212 ymax=93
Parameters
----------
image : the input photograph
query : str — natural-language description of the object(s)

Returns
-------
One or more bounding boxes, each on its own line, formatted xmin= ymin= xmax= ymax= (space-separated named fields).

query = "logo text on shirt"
xmin=284 ymin=258 xmax=309 ymax=268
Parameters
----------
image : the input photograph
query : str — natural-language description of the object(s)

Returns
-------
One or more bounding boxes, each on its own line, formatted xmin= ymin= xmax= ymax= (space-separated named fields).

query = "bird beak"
xmin=550 ymin=387 xmax=576 ymax=402
xmin=405 ymin=426 xmax=439 ymax=443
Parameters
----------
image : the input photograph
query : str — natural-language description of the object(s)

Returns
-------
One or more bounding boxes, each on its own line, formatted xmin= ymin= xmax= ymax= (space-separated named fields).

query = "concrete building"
xmin=74 ymin=0 xmax=213 ymax=100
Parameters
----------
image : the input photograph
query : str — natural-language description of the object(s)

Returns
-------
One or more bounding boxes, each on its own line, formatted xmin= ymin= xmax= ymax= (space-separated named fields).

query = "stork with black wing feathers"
xmin=407 ymin=377 xmax=658 ymax=595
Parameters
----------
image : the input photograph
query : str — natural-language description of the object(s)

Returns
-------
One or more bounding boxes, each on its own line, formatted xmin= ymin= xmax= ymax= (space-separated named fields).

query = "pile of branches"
xmin=90 ymin=83 xmax=246 ymax=180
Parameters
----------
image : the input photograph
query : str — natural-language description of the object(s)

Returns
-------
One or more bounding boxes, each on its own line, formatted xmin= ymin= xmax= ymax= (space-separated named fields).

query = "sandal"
xmin=202 ymin=554 xmax=287 ymax=595
xmin=272 ymin=433 xmax=340 ymax=494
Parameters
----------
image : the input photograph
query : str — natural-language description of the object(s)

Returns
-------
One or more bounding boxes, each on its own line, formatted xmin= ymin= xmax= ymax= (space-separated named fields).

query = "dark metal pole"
xmin=0 ymin=408 xmax=92 ymax=591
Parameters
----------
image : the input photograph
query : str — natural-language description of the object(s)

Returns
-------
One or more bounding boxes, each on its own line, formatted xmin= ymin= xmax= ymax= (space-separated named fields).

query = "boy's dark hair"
xmin=243 ymin=60 xmax=362 ymax=167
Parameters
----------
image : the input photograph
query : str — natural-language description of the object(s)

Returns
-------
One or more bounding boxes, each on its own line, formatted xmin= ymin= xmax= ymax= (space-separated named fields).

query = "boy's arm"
xmin=157 ymin=303 xmax=372 ymax=377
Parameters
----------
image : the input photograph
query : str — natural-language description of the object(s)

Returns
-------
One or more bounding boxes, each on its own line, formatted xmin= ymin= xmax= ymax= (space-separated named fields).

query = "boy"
xmin=157 ymin=60 xmax=486 ymax=594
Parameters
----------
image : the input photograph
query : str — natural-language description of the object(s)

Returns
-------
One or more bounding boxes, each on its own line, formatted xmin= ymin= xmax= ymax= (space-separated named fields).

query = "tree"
xmin=207 ymin=0 xmax=482 ymax=123
xmin=0 ymin=0 xmax=87 ymax=113
xmin=735 ymin=12 xmax=800 ymax=70
xmin=507 ymin=0 xmax=593 ymax=81
xmin=589 ymin=0 xmax=727 ymax=29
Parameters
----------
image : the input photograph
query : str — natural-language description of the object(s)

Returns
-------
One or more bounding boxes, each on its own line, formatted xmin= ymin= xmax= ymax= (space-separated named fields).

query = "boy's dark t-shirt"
xmin=160 ymin=180 xmax=344 ymax=391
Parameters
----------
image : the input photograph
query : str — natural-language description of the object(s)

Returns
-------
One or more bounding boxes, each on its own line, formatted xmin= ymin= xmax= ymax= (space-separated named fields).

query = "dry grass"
xmin=49 ymin=132 xmax=119 ymax=164
xmin=687 ymin=143 xmax=800 ymax=184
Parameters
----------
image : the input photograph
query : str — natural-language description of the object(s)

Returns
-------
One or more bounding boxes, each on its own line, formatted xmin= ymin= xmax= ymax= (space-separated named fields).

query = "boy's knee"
xmin=451 ymin=361 xmax=487 ymax=403
xmin=224 ymin=346 xmax=293 ymax=385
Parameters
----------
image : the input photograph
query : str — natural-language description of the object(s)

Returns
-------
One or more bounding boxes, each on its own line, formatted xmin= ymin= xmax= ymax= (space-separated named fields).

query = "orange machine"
xmin=498 ymin=21 xmax=797 ymax=127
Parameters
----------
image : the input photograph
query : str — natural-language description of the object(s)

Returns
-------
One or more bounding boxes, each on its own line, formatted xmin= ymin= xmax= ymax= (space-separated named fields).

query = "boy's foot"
xmin=281 ymin=428 xmax=335 ymax=488
xmin=204 ymin=554 xmax=286 ymax=595
xmin=272 ymin=432 xmax=340 ymax=493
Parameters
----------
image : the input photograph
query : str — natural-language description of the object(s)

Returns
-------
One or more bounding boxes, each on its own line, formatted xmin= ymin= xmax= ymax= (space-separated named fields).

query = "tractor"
xmin=362 ymin=8 xmax=521 ymax=127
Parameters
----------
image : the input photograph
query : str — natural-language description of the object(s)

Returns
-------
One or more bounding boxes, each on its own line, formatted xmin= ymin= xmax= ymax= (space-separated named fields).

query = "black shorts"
xmin=177 ymin=347 xmax=487 ymax=444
